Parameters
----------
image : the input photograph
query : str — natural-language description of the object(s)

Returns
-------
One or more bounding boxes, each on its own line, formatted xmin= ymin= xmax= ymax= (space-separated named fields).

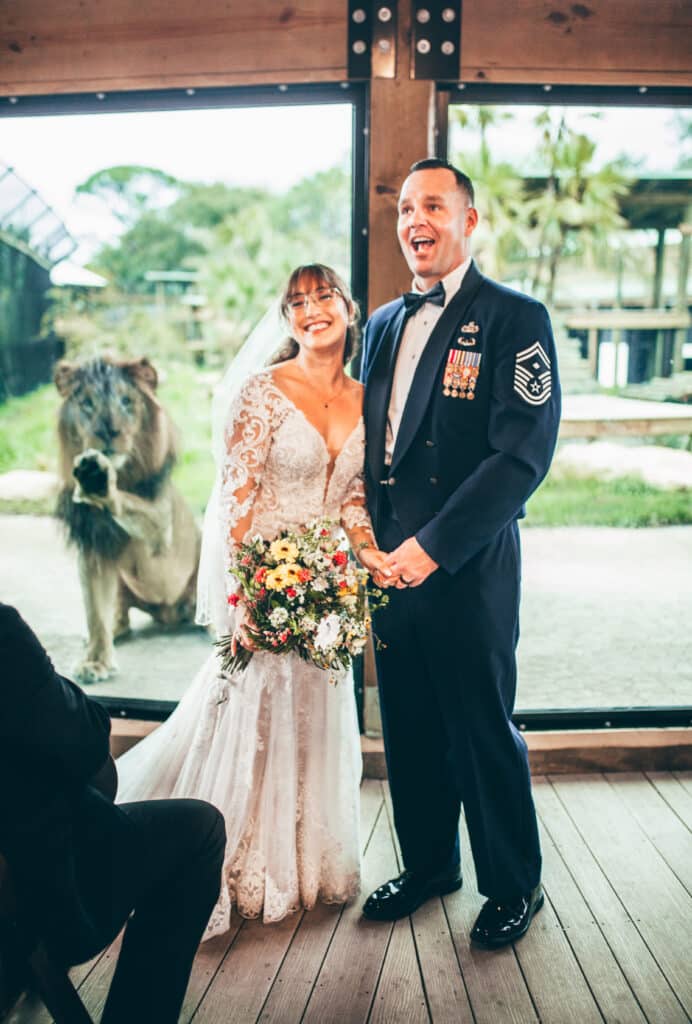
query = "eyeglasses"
xmin=286 ymin=287 xmax=342 ymax=312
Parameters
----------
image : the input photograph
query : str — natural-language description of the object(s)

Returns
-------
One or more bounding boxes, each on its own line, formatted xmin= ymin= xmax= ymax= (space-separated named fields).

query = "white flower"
xmin=269 ymin=607 xmax=289 ymax=627
xmin=314 ymin=613 xmax=341 ymax=652
xmin=311 ymin=577 xmax=329 ymax=592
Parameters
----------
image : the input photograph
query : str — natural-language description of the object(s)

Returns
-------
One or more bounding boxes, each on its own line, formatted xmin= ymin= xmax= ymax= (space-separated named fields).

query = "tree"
xmin=526 ymin=110 xmax=630 ymax=303
xmin=450 ymin=107 xmax=527 ymax=281
xmin=76 ymin=165 xmax=181 ymax=227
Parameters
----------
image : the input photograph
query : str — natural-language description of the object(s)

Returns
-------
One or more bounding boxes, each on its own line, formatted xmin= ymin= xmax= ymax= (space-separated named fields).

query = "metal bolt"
xmin=377 ymin=6 xmax=392 ymax=22
xmin=442 ymin=7 xmax=456 ymax=21
xmin=378 ymin=39 xmax=391 ymax=52
xmin=416 ymin=8 xmax=431 ymax=23
xmin=441 ymin=40 xmax=455 ymax=55
xmin=416 ymin=38 xmax=431 ymax=54
xmin=352 ymin=8 xmax=367 ymax=23
xmin=353 ymin=39 xmax=367 ymax=55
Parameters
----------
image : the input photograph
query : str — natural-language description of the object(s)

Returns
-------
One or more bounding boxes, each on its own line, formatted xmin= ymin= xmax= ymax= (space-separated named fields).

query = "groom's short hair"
xmin=408 ymin=158 xmax=475 ymax=207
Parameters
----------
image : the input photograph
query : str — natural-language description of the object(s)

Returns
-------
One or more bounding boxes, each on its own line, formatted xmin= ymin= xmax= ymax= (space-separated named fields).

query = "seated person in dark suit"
xmin=0 ymin=603 xmax=225 ymax=1024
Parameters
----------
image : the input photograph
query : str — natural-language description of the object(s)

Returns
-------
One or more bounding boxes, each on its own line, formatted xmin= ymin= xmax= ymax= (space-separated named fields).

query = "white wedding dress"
xmin=116 ymin=371 xmax=369 ymax=937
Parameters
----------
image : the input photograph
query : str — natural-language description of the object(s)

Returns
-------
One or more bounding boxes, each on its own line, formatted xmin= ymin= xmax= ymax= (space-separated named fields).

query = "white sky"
xmin=1 ymin=102 xmax=689 ymax=267
xmin=0 ymin=104 xmax=353 ymax=263
xmin=450 ymin=105 xmax=690 ymax=175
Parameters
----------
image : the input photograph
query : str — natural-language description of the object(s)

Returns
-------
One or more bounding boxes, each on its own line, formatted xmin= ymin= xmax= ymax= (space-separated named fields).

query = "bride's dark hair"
xmin=270 ymin=263 xmax=361 ymax=366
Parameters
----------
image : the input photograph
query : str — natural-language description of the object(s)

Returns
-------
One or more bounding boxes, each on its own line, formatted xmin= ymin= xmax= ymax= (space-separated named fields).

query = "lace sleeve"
xmin=340 ymin=471 xmax=376 ymax=553
xmin=219 ymin=373 xmax=281 ymax=577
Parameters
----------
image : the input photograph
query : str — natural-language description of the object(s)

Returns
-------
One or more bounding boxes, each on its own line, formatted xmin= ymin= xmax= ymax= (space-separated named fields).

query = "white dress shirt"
xmin=385 ymin=259 xmax=471 ymax=464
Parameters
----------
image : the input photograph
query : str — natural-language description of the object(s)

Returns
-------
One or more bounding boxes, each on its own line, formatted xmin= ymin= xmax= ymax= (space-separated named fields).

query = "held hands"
xmin=381 ymin=536 xmax=439 ymax=588
xmin=357 ymin=545 xmax=395 ymax=589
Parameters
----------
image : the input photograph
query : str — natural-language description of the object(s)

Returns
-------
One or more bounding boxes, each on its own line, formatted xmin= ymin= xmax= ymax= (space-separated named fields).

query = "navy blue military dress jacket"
xmin=361 ymin=260 xmax=561 ymax=575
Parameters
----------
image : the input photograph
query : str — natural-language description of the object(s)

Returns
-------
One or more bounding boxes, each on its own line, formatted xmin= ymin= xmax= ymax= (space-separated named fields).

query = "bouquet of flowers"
xmin=215 ymin=518 xmax=387 ymax=680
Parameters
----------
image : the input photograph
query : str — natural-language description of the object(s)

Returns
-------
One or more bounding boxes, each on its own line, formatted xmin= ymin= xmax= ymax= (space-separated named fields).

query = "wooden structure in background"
xmin=1 ymin=0 xmax=691 ymax=310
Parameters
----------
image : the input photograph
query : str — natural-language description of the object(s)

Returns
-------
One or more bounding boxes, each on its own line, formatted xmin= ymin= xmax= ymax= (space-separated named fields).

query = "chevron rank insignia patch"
xmin=513 ymin=341 xmax=552 ymax=405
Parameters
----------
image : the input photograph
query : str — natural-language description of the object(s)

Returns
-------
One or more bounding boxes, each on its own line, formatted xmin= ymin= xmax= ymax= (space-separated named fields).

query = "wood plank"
xmin=256 ymin=902 xmax=343 ymax=1024
xmin=548 ymin=774 xmax=692 ymax=1021
xmin=605 ymin=773 xmax=692 ymax=895
xmin=256 ymin=781 xmax=385 ymax=1023
xmin=461 ymin=0 xmax=692 ymax=86
xmin=301 ymin=802 xmax=399 ymax=1023
xmin=410 ymin=898 xmax=474 ymax=1024
xmin=535 ymin=776 xmax=688 ymax=1024
xmin=389 ymin=781 xmax=537 ymax=1024
xmin=71 ymin=935 xmax=122 ymax=1022
xmin=0 ymin=0 xmax=347 ymax=96
xmin=536 ymin=796 xmax=647 ymax=1024
xmin=189 ymin=780 xmax=386 ymax=1023
xmin=674 ymin=771 xmax=692 ymax=798
xmin=7 ymin=946 xmax=111 ymax=1024
xmin=181 ymin=921 xmax=244 ymax=1022
xmin=368 ymin=918 xmax=430 ymax=1024
xmin=189 ymin=913 xmax=301 ymax=1024
xmin=648 ymin=771 xmax=692 ymax=829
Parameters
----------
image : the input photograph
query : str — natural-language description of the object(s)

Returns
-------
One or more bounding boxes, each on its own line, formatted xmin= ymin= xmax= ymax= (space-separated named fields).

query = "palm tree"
xmin=526 ymin=110 xmax=630 ymax=303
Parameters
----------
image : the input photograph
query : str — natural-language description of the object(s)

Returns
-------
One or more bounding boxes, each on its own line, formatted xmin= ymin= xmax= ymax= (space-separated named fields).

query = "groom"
xmin=360 ymin=158 xmax=560 ymax=947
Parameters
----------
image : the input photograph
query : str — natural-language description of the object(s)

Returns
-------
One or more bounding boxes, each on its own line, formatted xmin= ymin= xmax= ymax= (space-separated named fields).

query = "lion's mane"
xmin=55 ymin=355 xmax=179 ymax=560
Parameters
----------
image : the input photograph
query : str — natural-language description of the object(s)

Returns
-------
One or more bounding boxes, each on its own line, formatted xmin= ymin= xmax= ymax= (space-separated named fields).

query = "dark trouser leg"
xmin=373 ymin=514 xmax=461 ymax=877
xmin=418 ymin=527 xmax=541 ymax=901
xmin=101 ymin=799 xmax=225 ymax=1024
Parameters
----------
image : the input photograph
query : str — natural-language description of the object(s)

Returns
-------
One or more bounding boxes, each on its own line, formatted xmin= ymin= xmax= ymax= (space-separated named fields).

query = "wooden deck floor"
xmin=9 ymin=772 xmax=692 ymax=1024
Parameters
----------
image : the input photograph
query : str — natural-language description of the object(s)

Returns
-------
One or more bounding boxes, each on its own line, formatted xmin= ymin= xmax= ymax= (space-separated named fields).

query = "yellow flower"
xmin=269 ymin=539 xmax=299 ymax=562
xmin=265 ymin=566 xmax=290 ymax=590
xmin=282 ymin=563 xmax=302 ymax=583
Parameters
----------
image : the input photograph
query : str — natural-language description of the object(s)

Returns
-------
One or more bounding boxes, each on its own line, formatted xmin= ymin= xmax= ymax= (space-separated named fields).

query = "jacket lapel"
xmin=365 ymin=302 xmax=407 ymax=481
xmin=390 ymin=262 xmax=485 ymax=473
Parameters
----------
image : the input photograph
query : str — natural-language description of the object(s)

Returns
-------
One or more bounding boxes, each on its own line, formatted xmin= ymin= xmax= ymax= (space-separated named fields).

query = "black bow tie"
xmin=402 ymin=280 xmax=445 ymax=315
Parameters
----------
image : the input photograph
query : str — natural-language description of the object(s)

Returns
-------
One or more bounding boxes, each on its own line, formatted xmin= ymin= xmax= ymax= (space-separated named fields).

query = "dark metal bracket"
xmin=410 ymin=1 xmax=461 ymax=80
xmin=348 ymin=2 xmax=398 ymax=80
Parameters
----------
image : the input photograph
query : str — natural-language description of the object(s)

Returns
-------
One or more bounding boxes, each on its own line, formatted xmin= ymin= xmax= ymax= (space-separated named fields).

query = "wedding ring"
xmin=401 ymin=577 xmax=413 ymax=585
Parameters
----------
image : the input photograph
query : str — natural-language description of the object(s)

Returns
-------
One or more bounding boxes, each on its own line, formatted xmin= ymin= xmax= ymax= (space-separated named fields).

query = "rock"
xmin=0 ymin=470 xmax=59 ymax=501
xmin=554 ymin=441 xmax=692 ymax=490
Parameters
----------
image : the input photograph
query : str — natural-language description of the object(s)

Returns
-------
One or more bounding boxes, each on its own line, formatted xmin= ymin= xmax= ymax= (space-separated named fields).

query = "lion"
xmin=54 ymin=354 xmax=201 ymax=684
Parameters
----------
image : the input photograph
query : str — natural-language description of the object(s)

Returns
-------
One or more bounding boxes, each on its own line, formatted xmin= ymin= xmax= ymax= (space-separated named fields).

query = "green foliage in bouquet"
xmin=215 ymin=519 xmax=387 ymax=679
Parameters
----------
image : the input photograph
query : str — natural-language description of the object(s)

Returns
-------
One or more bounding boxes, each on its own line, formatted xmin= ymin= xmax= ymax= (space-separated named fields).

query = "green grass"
xmin=0 ymin=385 xmax=62 ymax=474
xmin=0 ymin=361 xmax=216 ymax=516
xmin=1 ymin=364 xmax=690 ymax=527
xmin=526 ymin=472 xmax=692 ymax=527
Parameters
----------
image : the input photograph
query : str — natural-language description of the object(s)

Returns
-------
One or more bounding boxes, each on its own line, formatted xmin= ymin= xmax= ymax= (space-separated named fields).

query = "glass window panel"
xmin=0 ymin=98 xmax=355 ymax=705
xmin=448 ymin=100 xmax=692 ymax=712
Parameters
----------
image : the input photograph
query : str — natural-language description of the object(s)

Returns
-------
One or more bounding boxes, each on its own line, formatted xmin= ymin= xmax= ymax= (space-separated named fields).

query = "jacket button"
xmin=425 ymin=439 xmax=435 ymax=447
xmin=429 ymin=476 xmax=438 ymax=485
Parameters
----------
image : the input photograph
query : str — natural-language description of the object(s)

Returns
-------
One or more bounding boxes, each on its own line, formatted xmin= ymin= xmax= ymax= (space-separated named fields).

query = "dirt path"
xmin=1 ymin=515 xmax=690 ymax=710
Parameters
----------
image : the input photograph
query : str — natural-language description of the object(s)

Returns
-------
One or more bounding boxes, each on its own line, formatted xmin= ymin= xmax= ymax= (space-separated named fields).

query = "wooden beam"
xmin=0 ymin=1 xmax=348 ymax=96
xmin=367 ymin=8 xmax=436 ymax=313
xmin=111 ymin=722 xmax=692 ymax=779
xmin=460 ymin=0 xmax=692 ymax=86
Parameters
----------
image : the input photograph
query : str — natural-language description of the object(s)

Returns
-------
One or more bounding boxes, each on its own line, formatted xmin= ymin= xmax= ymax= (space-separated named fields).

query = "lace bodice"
xmin=219 ymin=370 xmax=372 ymax=578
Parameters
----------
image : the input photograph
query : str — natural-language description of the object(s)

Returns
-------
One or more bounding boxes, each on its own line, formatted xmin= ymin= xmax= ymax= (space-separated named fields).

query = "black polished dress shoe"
xmin=470 ymin=884 xmax=544 ymax=948
xmin=362 ymin=868 xmax=462 ymax=921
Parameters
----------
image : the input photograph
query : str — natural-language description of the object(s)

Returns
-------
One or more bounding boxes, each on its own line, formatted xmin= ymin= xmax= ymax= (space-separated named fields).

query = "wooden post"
xmin=367 ymin=9 xmax=436 ymax=313
xmin=653 ymin=227 xmax=666 ymax=309
xmin=674 ymin=207 xmax=691 ymax=373
xmin=588 ymin=327 xmax=599 ymax=380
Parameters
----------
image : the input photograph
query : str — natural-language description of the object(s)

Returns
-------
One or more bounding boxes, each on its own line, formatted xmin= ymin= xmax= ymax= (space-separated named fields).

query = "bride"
xmin=116 ymin=264 xmax=388 ymax=936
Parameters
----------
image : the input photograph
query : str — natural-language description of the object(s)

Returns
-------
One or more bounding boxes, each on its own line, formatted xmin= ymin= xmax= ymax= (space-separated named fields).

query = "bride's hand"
xmin=357 ymin=546 xmax=398 ymax=588
xmin=231 ymin=609 xmax=259 ymax=654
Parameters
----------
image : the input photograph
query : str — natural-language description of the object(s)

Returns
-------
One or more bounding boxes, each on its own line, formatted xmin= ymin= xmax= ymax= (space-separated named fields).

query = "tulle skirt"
xmin=116 ymin=648 xmax=362 ymax=937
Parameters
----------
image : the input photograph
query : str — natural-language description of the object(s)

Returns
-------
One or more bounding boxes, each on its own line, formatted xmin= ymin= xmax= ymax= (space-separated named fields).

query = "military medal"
xmin=443 ymin=349 xmax=481 ymax=399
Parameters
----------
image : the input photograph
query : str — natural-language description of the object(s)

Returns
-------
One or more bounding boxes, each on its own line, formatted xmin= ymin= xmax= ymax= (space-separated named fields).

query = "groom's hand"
xmin=382 ymin=537 xmax=438 ymax=588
